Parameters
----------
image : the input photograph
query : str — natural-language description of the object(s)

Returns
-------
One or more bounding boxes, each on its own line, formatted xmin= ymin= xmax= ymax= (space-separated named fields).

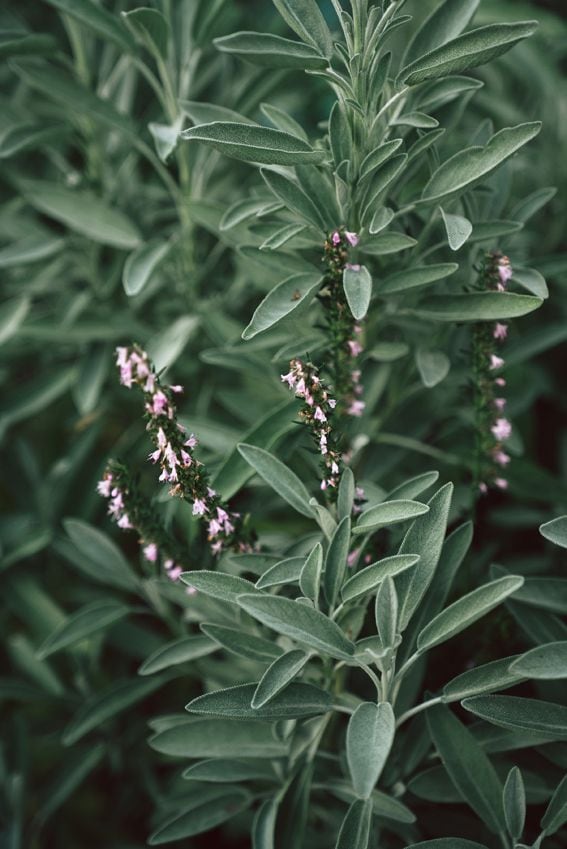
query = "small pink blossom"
xmin=314 ymin=406 xmax=327 ymax=422
xmin=346 ymin=262 xmax=361 ymax=272
xmin=495 ymin=477 xmax=508 ymax=490
xmin=295 ymin=378 xmax=306 ymax=396
xmin=479 ymin=482 xmax=488 ymax=494
xmin=208 ymin=518 xmax=222 ymax=537
xmin=185 ymin=434 xmax=198 ymax=449
xmin=493 ymin=323 xmax=508 ymax=341
xmin=149 ymin=390 xmax=169 ymax=416
xmin=347 ymin=549 xmax=359 ymax=568
xmin=491 ymin=418 xmax=512 ymax=441
xmin=157 ymin=428 xmax=168 ymax=450
xmin=207 ymin=486 xmax=216 ymax=498
xmin=489 ymin=354 xmax=504 ymax=370
xmin=97 ymin=477 xmax=112 ymax=497
xmin=331 ymin=230 xmax=341 ymax=245
xmin=348 ymin=340 xmax=363 ymax=357
xmin=143 ymin=542 xmax=158 ymax=562
xmin=117 ymin=513 xmax=132 ymax=529
xmin=347 ymin=400 xmax=366 ymax=417
xmin=169 ymin=385 xmax=183 ymax=393
xmin=192 ymin=499 xmax=207 ymax=516
xmin=494 ymin=450 xmax=511 ymax=466
xmin=180 ymin=449 xmax=192 ymax=466
xmin=320 ymin=433 xmax=328 ymax=454
xmin=116 ymin=347 xmax=128 ymax=367
xmin=498 ymin=263 xmax=513 ymax=285
xmin=345 ymin=231 xmax=359 ymax=247
xmin=494 ymin=398 xmax=507 ymax=411
xmin=495 ymin=377 xmax=506 ymax=387
xmin=149 ymin=449 xmax=161 ymax=463
xmin=331 ymin=460 xmax=340 ymax=474
xmin=328 ymin=399 xmax=337 ymax=409
xmin=281 ymin=371 xmax=296 ymax=388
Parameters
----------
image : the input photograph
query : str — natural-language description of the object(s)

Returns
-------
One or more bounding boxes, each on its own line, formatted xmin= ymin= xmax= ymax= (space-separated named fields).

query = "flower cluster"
xmin=319 ymin=228 xmax=366 ymax=418
xmin=114 ymin=345 xmax=252 ymax=555
xmin=281 ymin=358 xmax=342 ymax=492
xmin=97 ymin=461 xmax=191 ymax=587
xmin=472 ymin=252 xmax=513 ymax=493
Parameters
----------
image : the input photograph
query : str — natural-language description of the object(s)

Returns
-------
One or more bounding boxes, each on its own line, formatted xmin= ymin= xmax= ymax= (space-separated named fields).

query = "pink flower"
xmin=314 ymin=406 xmax=327 ymax=422
xmin=347 ymin=400 xmax=366 ymax=417
xmin=186 ymin=584 xmax=198 ymax=594
xmin=192 ymin=499 xmax=207 ymax=516
xmin=223 ymin=519 xmax=235 ymax=535
xmin=491 ymin=418 xmax=512 ymax=441
xmin=346 ymin=262 xmax=361 ymax=271
xmin=494 ymin=398 xmax=506 ymax=411
xmin=210 ymin=541 xmax=223 ymax=555
xmin=149 ymin=390 xmax=169 ymax=416
xmin=494 ymin=450 xmax=511 ymax=466
xmin=119 ymin=361 xmax=133 ymax=388
xmin=490 ymin=354 xmax=504 ymax=370
xmin=495 ymin=377 xmax=506 ymax=387
xmin=281 ymin=371 xmax=296 ymax=387
xmin=185 ymin=434 xmax=198 ymax=449
xmin=208 ymin=518 xmax=222 ymax=537
xmin=167 ymin=565 xmax=182 ymax=581
xmin=320 ymin=480 xmax=328 ymax=491
xmin=97 ymin=477 xmax=112 ymax=497
xmin=117 ymin=513 xmax=132 ymax=529
xmin=207 ymin=486 xmax=216 ymax=498
xmin=116 ymin=347 xmax=128 ymax=367
xmin=348 ymin=340 xmax=363 ymax=357
xmin=493 ymin=323 xmax=508 ymax=341
xmin=320 ymin=433 xmax=328 ymax=454
xmin=355 ymin=486 xmax=365 ymax=500
xmin=157 ymin=428 xmax=168 ymax=450
xmin=479 ymin=482 xmax=488 ymax=494
xmin=331 ymin=460 xmax=340 ymax=475
xmin=149 ymin=449 xmax=161 ymax=463
xmin=328 ymin=399 xmax=337 ymax=409
xmin=169 ymin=385 xmax=183 ymax=393
xmin=347 ymin=549 xmax=359 ymax=567
xmin=304 ymin=392 xmax=314 ymax=406
xmin=217 ymin=507 xmax=229 ymax=523
xmin=331 ymin=231 xmax=341 ymax=246
xmin=180 ymin=449 xmax=192 ymax=466
xmin=143 ymin=543 xmax=158 ymax=562
xmin=345 ymin=231 xmax=359 ymax=247
xmin=295 ymin=378 xmax=306 ymax=396
xmin=498 ymin=263 xmax=513 ymax=285
xmin=144 ymin=374 xmax=155 ymax=393
xmin=495 ymin=477 xmax=508 ymax=490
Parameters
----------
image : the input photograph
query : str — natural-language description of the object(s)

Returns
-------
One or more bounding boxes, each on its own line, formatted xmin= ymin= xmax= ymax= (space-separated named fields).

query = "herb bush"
xmin=1 ymin=1 xmax=566 ymax=848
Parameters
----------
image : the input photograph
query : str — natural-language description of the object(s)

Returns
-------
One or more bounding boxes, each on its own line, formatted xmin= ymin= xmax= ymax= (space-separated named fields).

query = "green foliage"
xmin=1 ymin=0 xmax=566 ymax=847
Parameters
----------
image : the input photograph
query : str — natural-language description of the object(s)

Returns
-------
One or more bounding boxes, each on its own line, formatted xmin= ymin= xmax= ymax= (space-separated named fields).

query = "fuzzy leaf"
xmin=200 ymin=624 xmax=283 ymax=663
xmin=503 ymin=767 xmax=525 ymax=842
xmin=347 ymin=702 xmax=395 ymax=798
xmin=380 ymin=263 xmax=458 ymax=295
xmin=400 ymin=22 xmax=538 ymax=86
xmin=403 ymin=0 xmax=481 ymax=66
xmin=336 ymin=799 xmax=372 ymax=849
xmin=138 ymin=636 xmax=218 ymax=675
xmin=416 ymin=349 xmax=450 ymax=388
xmin=462 ymin=696 xmax=567 ymax=741
xmin=37 ymin=600 xmax=130 ymax=659
xmin=242 ymin=272 xmax=322 ymax=339
xmin=149 ymin=718 xmax=287 ymax=759
xmin=354 ymin=500 xmax=429 ymax=534
xmin=186 ymin=682 xmax=331 ymax=719
xmin=414 ymin=292 xmax=542 ymax=322
xmin=300 ymin=543 xmax=323 ymax=604
xmin=179 ymin=570 xmax=259 ymax=604
xmin=214 ymin=31 xmax=327 ymax=69
xmin=541 ymin=775 xmax=567 ymax=836
xmin=342 ymin=556 xmax=419 ymax=603
xmin=180 ymin=122 xmax=325 ymax=165
xmin=237 ymin=593 xmax=355 ymax=660
xmin=272 ymin=0 xmax=333 ymax=57
xmin=442 ymin=656 xmax=525 ymax=702
xmin=149 ymin=787 xmax=251 ymax=844
xmin=261 ymin=169 xmax=326 ymax=229
xmin=343 ymin=265 xmax=372 ymax=320
xmin=122 ymin=239 xmax=170 ymax=296
xmin=540 ymin=516 xmax=567 ymax=549
xmin=252 ymin=649 xmax=310 ymax=708
xmin=440 ymin=208 xmax=473 ymax=250
xmin=510 ymin=642 xmax=567 ymax=680
xmin=237 ymin=444 xmax=315 ymax=518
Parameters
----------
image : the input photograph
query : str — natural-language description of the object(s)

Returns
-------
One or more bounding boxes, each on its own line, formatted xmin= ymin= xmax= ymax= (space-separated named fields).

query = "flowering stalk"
xmin=318 ymin=228 xmax=366 ymax=418
xmin=281 ymin=358 xmax=342 ymax=494
xmin=115 ymin=345 xmax=253 ymax=554
xmin=97 ymin=460 xmax=189 ymax=583
xmin=472 ymin=252 xmax=513 ymax=493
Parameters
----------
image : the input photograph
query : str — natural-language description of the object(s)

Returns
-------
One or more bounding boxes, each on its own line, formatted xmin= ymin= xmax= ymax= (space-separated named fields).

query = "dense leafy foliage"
xmin=1 ymin=1 xmax=566 ymax=848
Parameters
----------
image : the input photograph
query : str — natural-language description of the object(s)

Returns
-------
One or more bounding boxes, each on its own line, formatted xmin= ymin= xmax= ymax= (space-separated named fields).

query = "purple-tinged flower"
xmin=328 ymin=398 xmax=337 ymax=409
xmin=347 ymin=549 xmax=359 ymax=568
xmin=494 ymin=477 xmax=508 ymax=490
xmin=117 ymin=513 xmax=132 ymax=529
xmin=491 ymin=418 xmax=512 ymax=441
xmin=495 ymin=377 xmax=506 ymax=387
xmin=345 ymin=231 xmax=359 ymax=247
xmin=494 ymin=397 xmax=506 ymax=411
xmin=314 ymin=406 xmax=327 ymax=422
xmin=295 ymin=378 xmax=306 ymax=396
xmin=208 ymin=518 xmax=222 ymax=537
xmin=192 ymin=499 xmax=207 ymax=516
xmin=185 ymin=434 xmax=198 ymax=449
xmin=169 ymin=385 xmax=183 ymax=393
xmin=149 ymin=449 xmax=161 ymax=463
xmin=347 ymin=399 xmax=365 ymax=417
xmin=143 ymin=542 xmax=158 ymax=562
xmin=494 ymin=450 xmax=511 ymax=467
xmin=498 ymin=263 xmax=513 ymax=285
xmin=331 ymin=230 xmax=341 ymax=245
xmin=348 ymin=339 xmax=363 ymax=357
xmin=493 ymin=323 xmax=508 ymax=341
xmin=489 ymin=354 xmax=504 ymax=370
xmin=97 ymin=477 xmax=113 ymax=497
xmin=345 ymin=262 xmax=361 ymax=272
xmin=479 ymin=482 xmax=488 ymax=494
xmin=281 ymin=371 xmax=296 ymax=388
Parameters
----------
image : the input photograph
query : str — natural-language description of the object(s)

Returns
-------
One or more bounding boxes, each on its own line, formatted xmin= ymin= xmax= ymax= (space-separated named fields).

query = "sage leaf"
xmin=510 ymin=642 xmax=567 ymax=680
xmin=396 ymin=483 xmax=453 ymax=631
xmin=416 ymin=349 xmax=451 ymax=388
xmin=184 ymin=759 xmax=276 ymax=783
xmin=179 ymin=570 xmax=260 ymax=604
xmin=343 ymin=265 xmax=372 ymax=320
xmin=336 ymin=798 xmax=372 ymax=849
xmin=252 ymin=649 xmax=310 ymax=708
xmin=427 ymin=704 xmax=504 ymax=833
xmin=541 ymin=775 xmax=567 ymax=836
xmin=342 ymin=555 xmax=419 ymax=603
xmin=359 ymin=140 xmax=403 ymax=182
xmin=237 ymin=444 xmax=315 ymax=518
xmin=375 ymin=578 xmax=398 ymax=649
xmin=324 ymin=516 xmax=351 ymax=608
xmin=300 ymin=543 xmax=323 ymax=604
xmin=440 ymin=208 xmax=473 ymax=250
xmin=63 ymin=519 xmax=139 ymax=592
xmin=200 ymin=623 xmax=283 ymax=663
xmin=414 ymin=292 xmax=542 ymax=322
xmin=214 ymin=31 xmax=327 ymax=69
xmin=252 ymin=797 xmax=279 ymax=849
xmin=403 ymin=0 xmax=481 ymax=66
xmin=186 ymin=682 xmax=331 ymax=719
xmin=540 ymin=516 xmax=567 ymax=549
xmin=462 ymin=696 xmax=567 ymax=741
xmin=237 ymin=593 xmax=355 ymax=660
xmin=149 ymin=787 xmax=251 ymax=844
xmin=272 ymin=0 xmax=333 ymax=58
xmin=181 ymin=121 xmax=326 ymax=165
xmin=242 ymin=272 xmax=322 ymax=340
xmin=503 ymin=766 xmax=526 ymax=842
xmin=122 ymin=239 xmax=170 ymax=296
xmin=138 ymin=635 xmax=218 ymax=675
xmin=256 ymin=556 xmax=306 ymax=589
xmin=400 ymin=22 xmax=538 ymax=86
xmin=46 ymin=0 xmax=136 ymax=52
xmin=417 ymin=576 xmax=524 ymax=652
xmin=379 ymin=263 xmax=458 ymax=295
xmin=37 ymin=600 xmax=131 ymax=659
xmin=261 ymin=169 xmax=326 ymax=230
xmin=442 ymin=655 xmax=525 ymax=702
xmin=354 ymin=500 xmax=429 ymax=534
xmin=122 ymin=7 xmax=169 ymax=59
xmin=347 ymin=702 xmax=395 ymax=798
xmin=422 ymin=123 xmax=541 ymax=202
xmin=149 ymin=718 xmax=287 ymax=759
xmin=361 ymin=232 xmax=417 ymax=255
xmin=386 ymin=471 xmax=440 ymax=501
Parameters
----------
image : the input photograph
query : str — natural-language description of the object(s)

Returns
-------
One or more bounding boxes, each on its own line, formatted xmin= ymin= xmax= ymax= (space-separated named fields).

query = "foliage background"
xmin=0 ymin=0 xmax=566 ymax=847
